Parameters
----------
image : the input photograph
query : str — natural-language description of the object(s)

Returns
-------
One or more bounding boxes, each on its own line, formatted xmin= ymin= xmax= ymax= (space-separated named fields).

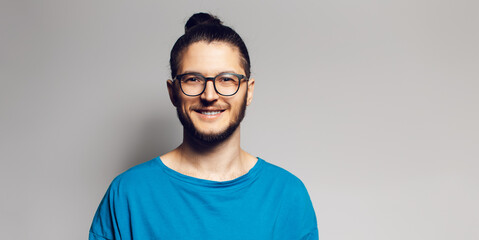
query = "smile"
xmin=202 ymin=111 xmax=221 ymax=115
xmin=194 ymin=109 xmax=225 ymax=118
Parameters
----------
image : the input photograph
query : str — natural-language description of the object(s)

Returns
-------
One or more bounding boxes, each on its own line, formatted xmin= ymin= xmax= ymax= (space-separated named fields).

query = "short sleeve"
xmin=89 ymin=181 xmax=121 ymax=240
xmin=272 ymin=177 xmax=318 ymax=240
xmin=304 ymin=227 xmax=319 ymax=240
xmin=89 ymin=231 xmax=113 ymax=240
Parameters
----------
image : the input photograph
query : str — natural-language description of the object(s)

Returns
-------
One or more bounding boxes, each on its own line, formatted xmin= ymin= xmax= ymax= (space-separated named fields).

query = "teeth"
xmin=201 ymin=111 xmax=221 ymax=115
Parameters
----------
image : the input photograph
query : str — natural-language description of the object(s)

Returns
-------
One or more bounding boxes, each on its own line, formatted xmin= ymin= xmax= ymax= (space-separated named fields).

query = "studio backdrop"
xmin=1 ymin=0 xmax=478 ymax=239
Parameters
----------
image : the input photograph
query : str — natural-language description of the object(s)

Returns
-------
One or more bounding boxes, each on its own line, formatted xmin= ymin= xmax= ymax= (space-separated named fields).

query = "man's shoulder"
xmin=109 ymin=157 xmax=164 ymax=191
xmin=260 ymin=158 xmax=308 ymax=189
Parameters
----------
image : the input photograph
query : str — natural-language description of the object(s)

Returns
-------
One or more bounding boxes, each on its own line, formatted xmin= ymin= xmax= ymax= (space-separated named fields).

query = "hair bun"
xmin=185 ymin=12 xmax=222 ymax=33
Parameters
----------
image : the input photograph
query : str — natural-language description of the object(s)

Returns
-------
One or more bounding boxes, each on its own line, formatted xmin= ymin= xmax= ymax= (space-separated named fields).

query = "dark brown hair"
xmin=169 ymin=13 xmax=251 ymax=79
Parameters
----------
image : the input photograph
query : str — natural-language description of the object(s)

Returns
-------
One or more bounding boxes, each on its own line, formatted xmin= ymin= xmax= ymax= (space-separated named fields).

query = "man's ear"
xmin=246 ymin=78 xmax=255 ymax=106
xmin=167 ymin=80 xmax=178 ymax=107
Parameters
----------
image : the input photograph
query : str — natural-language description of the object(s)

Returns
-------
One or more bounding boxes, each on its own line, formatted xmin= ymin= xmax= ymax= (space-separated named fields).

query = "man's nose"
xmin=200 ymin=80 xmax=219 ymax=102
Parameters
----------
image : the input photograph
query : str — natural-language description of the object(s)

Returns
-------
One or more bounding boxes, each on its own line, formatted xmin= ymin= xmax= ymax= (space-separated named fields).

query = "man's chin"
xmin=190 ymin=127 xmax=236 ymax=145
xmin=196 ymin=129 xmax=224 ymax=137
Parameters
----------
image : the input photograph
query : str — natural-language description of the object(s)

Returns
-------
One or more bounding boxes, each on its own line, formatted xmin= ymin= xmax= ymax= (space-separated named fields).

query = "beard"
xmin=176 ymin=94 xmax=247 ymax=145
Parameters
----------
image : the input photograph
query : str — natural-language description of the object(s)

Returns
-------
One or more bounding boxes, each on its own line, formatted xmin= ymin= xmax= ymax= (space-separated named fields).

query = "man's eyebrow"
xmin=217 ymin=71 xmax=240 ymax=75
xmin=180 ymin=71 xmax=200 ymax=74
xmin=180 ymin=71 xmax=240 ymax=75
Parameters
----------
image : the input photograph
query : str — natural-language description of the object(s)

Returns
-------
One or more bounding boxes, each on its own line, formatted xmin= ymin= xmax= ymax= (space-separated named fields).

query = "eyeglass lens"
xmin=179 ymin=73 xmax=241 ymax=96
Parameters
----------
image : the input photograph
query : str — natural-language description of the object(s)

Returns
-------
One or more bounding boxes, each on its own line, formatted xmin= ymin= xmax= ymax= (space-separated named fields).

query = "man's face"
xmin=167 ymin=41 xmax=255 ymax=144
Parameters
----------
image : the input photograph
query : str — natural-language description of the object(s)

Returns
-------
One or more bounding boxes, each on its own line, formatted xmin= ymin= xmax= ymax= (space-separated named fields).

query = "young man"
xmin=89 ymin=13 xmax=318 ymax=240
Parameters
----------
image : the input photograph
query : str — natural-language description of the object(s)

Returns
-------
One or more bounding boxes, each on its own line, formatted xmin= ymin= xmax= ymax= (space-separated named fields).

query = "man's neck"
xmin=161 ymin=127 xmax=257 ymax=181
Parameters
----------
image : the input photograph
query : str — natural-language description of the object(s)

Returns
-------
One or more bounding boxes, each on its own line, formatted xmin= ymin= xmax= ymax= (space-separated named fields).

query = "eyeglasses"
xmin=174 ymin=72 xmax=248 ymax=96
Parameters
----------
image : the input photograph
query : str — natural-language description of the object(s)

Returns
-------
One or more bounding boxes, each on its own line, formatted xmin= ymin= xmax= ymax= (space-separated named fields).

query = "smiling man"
xmin=89 ymin=13 xmax=318 ymax=240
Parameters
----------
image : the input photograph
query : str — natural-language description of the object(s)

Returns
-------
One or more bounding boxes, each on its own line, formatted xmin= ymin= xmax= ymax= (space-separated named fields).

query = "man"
xmin=89 ymin=13 xmax=318 ymax=240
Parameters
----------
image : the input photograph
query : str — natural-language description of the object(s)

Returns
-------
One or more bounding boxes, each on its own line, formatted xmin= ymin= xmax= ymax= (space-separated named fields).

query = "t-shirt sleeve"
xmin=89 ymin=231 xmax=113 ymax=240
xmin=89 ymin=181 xmax=122 ymax=240
xmin=304 ymin=228 xmax=319 ymax=240
xmin=273 ymin=176 xmax=319 ymax=240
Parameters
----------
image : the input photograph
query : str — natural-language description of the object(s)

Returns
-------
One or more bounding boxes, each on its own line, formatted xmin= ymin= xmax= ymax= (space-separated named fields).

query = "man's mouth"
xmin=201 ymin=111 xmax=222 ymax=115
xmin=194 ymin=109 xmax=225 ymax=116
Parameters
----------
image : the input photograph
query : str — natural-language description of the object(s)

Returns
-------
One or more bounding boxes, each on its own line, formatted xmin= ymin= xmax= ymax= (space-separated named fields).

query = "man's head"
xmin=169 ymin=13 xmax=251 ymax=80
xmin=167 ymin=13 xmax=254 ymax=145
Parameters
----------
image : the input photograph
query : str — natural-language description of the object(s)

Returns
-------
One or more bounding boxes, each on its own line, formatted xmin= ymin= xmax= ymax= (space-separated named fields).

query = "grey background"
xmin=1 ymin=0 xmax=478 ymax=239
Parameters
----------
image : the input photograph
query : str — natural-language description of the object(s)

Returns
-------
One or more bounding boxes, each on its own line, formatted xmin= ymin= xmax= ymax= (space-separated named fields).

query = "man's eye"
xmin=218 ymin=77 xmax=236 ymax=82
xmin=183 ymin=77 xmax=200 ymax=83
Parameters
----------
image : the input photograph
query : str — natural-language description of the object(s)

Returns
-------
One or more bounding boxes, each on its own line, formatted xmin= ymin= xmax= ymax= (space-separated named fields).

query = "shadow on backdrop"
xmin=122 ymin=111 xmax=180 ymax=171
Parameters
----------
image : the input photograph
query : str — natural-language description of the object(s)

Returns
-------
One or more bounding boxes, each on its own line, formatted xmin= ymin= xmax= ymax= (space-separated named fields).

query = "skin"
xmin=162 ymin=41 xmax=256 ymax=181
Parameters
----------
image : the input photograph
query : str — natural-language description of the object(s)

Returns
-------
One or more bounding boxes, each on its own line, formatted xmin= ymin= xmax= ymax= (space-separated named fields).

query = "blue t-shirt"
xmin=89 ymin=157 xmax=318 ymax=240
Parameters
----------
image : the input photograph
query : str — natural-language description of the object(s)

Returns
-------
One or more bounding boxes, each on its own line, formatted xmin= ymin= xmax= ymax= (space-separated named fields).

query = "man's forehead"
xmin=178 ymin=41 xmax=244 ymax=76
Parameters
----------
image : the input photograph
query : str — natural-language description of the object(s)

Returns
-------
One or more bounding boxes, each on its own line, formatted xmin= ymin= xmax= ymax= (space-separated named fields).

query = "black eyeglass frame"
xmin=174 ymin=73 xmax=248 ymax=96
